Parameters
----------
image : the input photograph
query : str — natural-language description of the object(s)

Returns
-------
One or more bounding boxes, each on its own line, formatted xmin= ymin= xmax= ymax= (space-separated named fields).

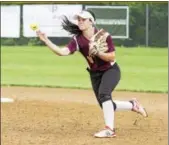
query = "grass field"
xmin=1 ymin=46 xmax=168 ymax=93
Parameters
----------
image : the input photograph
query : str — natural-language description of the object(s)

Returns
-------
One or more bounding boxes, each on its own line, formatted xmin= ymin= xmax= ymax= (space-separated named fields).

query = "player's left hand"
xmin=89 ymin=29 xmax=109 ymax=57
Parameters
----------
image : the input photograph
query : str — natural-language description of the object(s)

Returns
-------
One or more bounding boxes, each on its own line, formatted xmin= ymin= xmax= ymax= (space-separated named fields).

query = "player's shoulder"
xmin=73 ymin=34 xmax=83 ymax=43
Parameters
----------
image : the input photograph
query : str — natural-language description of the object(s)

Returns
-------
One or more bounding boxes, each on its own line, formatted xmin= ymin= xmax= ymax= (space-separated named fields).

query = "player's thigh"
xmin=99 ymin=66 xmax=121 ymax=95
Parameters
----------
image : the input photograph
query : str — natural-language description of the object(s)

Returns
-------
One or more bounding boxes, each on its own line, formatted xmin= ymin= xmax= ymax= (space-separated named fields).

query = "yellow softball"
xmin=30 ymin=23 xmax=39 ymax=31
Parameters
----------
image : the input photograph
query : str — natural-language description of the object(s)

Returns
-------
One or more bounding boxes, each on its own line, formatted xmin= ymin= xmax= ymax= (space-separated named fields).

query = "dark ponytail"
xmin=61 ymin=16 xmax=82 ymax=36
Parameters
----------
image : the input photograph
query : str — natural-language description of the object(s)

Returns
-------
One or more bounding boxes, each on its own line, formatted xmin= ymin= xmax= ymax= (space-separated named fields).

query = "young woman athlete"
xmin=36 ymin=10 xmax=148 ymax=138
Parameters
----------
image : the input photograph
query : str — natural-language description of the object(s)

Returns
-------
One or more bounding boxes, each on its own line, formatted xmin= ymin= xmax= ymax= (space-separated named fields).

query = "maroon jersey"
xmin=67 ymin=29 xmax=115 ymax=71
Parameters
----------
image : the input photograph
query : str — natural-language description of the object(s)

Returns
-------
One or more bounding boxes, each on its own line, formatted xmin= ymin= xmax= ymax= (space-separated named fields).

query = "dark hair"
xmin=61 ymin=16 xmax=82 ymax=36
xmin=61 ymin=10 xmax=95 ymax=36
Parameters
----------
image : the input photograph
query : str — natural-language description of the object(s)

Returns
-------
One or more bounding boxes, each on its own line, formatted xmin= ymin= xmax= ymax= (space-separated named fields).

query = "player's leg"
xmin=88 ymin=68 xmax=117 ymax=110
xmin=94 ymin=63 xmax=120 ymax=138
xmin=91 ymin=64 xmax=147 ymax=116
xmin=114 ymin=99 xmax=148 ymax=117
xmin=88 ymin=67 xmax=117 ymax=138
xmin=94 ymin=63 xmax=147 ymax=138
xmin=105 ymin=64 xmax=148 ymax=116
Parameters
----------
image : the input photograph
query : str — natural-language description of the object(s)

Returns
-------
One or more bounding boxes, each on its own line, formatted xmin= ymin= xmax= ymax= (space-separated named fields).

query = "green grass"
xmin=1 ymin=46 xmax=168 ymax=93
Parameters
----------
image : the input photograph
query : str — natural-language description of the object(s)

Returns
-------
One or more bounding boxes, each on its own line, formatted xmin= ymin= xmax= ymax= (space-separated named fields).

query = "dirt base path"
xmin=1 ymin=87 xmax=168 ymax=145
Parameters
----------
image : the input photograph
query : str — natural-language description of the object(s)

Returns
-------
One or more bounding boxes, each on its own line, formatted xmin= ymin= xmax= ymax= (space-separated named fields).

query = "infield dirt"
xmin=1 ymin=86 xmax=168 ymax=145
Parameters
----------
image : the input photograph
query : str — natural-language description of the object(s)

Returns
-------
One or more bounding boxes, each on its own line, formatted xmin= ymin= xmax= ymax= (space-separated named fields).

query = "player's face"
xmin=77 ymin=17 xmax=92 ymax=31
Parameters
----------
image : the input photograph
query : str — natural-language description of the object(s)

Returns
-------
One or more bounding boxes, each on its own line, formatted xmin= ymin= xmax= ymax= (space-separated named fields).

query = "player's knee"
xmin=99 ymin=94 xmax=111 ymax=103
xmin=98 ymin=94 xmax=116 ymax=110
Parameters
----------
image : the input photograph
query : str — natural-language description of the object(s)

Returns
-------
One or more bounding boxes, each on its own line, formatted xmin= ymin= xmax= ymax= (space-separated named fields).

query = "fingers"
xmin=35 ymin=30 xmax=47 ymax=42
xmin=36 ymin=30 xmax=42 ymax=35
xmin=36 ymin=31 xmax=45 ymax=38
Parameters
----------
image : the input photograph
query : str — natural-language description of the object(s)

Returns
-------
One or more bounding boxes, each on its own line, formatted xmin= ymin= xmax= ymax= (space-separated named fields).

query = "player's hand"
xmin=36 ymin=30 xmax=48 ymax=42
xmin=89 ymin=29 xmax=109 ymax=57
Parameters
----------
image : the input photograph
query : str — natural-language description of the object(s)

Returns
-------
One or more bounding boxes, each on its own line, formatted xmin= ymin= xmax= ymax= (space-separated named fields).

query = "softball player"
xmin=36 ymin=10 xmax=148 ymax=138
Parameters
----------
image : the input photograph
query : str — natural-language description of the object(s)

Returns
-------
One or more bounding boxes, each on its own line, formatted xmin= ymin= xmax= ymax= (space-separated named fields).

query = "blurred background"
xmin=1 ymin=2 xmax=168 ymax=93
xmin=1 ymin=2 xmax=168 ymax=47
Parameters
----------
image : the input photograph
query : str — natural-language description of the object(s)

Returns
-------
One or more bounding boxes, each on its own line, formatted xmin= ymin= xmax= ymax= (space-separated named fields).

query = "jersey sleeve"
xmin=67 ymin=37 xmax=78 ymax=54
xmin=106 ymin=35 xmax=115 ymax=52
